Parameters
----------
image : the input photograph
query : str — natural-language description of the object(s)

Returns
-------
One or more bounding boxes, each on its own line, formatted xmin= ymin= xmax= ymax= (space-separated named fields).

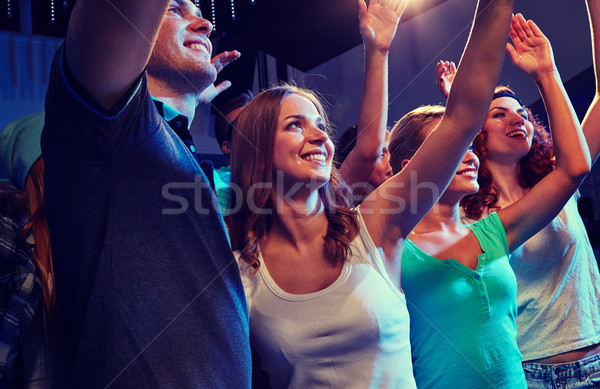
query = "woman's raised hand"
xmin=359 ymin=0 xmax=409 ymax=54
xmin=507 ymin=13 xmax=555 ymax=80
xmin=435 ymin=60 xmax=456 ymax=99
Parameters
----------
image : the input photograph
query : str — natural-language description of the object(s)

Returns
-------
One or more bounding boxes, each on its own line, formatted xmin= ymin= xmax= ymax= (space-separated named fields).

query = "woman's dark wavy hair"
xmin=461 ymin=86 xmax=555 ymax=219
xmin=227 ymin=84 xmax=359 ymax=271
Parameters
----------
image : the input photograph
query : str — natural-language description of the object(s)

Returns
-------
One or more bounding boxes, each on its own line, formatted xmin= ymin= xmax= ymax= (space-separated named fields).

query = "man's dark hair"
xmin=334 ymin=125 xmax=358 ymax=169
xmin=214 ymin=91 xmax=254 ymax=149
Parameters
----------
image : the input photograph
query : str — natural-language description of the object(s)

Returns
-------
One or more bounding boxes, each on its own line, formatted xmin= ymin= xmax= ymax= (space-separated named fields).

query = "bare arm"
xmin=582 ymin=0 xmax=600 ymax=164
xmin=361 ymin=0 xmax=514 ymax=245
xmin=339 ymin=0 xmax=407 ymax=188
xmin=65 ymin=0 xmax=170 ymax=109
xmin=498 ymin=14 xmax=591 ymax=251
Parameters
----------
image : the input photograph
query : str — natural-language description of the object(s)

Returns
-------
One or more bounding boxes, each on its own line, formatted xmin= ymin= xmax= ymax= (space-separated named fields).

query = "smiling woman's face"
xmin=422 ymin=118 xmax=480 ymax=199
xmin=482 ymin=96 xmax=534 ymax=163
xmin=272 ymin=93 xmax=335 ymax=189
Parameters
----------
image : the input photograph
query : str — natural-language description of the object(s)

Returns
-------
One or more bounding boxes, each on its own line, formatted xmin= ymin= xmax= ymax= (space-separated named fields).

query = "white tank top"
xmin=235 ymin=212 xmax=416 ymax=388
xmin=507 ymin=196 xmax=600 ymax=360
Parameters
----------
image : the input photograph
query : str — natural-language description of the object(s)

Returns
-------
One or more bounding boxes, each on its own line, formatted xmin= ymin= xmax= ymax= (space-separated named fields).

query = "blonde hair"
xmin=389 ymin=105 xmax=445 ymax=172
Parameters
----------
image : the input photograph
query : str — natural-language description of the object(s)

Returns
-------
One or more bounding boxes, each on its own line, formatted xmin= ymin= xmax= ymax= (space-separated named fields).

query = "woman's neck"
xmin=266 ymin=189 xmax=328 ymax=249
xmin=412 ymin=196 xmax=462 ymax=235
xmin=485 ymin=159 xmax=529 ymax=205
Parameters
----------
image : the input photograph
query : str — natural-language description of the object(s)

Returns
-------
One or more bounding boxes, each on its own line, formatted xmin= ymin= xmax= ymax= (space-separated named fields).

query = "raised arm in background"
xmin=360 ymin=0 xmax=515 ymax=272
xmin=498 ymin=14 xmax=591 ymax=250
xmin=441 ymin=1 xmax=600 ymax=166
xmin=339 ymin=0 xmax=407 ymax=188
xmin=583 ymin=0 xmax=600 ymax=163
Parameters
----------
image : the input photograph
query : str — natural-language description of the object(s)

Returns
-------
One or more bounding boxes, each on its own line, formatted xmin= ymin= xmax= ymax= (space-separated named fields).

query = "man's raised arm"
xmin=66 ymin=0 xmax=170 ymax=109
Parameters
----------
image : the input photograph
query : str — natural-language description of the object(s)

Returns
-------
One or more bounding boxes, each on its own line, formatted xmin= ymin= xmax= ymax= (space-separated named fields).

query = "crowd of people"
xmin=0 ymin=0 xmax=599 ymax=388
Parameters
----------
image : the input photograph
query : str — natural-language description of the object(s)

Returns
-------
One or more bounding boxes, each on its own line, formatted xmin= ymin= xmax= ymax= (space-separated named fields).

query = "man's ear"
xmin=221 ymin=140 xmax=231 ymax=155
xmin=401 ymin=158 xmax=410 ymax=170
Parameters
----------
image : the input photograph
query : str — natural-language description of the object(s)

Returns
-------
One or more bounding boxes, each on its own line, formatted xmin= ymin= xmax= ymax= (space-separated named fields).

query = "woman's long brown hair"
xmin=227 ymin=85 xmax=359 ymax=271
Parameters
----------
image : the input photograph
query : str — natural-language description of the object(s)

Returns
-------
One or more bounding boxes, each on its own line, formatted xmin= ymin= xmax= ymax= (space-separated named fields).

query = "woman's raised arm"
xmin=361 ymin=0 xmax=514 ymax=248
xmin=498 ymin=14 xmax=591 ymax=251
xmin=339 ymin=0 xmax=407 ymax=189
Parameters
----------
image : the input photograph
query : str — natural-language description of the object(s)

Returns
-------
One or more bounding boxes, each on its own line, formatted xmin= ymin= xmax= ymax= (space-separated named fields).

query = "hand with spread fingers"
xmin=199 ymin=50 xmax=241 ymax=104
xmin=359 ymin=0 xmax=408 ymax=54
xmin=211 ymin=50 xmax=241 ymax=73
xmin=506 ymin=13 xmax=555 ymax=80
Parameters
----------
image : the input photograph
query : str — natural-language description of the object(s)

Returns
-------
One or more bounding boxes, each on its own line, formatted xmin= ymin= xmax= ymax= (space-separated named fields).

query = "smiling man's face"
xmin=148 ymin=0 xmax=217 ymax=91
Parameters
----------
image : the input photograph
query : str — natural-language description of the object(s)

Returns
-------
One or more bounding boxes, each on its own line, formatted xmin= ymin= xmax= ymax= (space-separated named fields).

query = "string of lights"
xmin=2 ymin=0 xmax=255 ymax=27
xmin=203 ymin=0 xmax=258 ymax=30
xmin=50 ymin=0 xmax=55 ymax=23
xmin=50 ymin=0 xmax=69 ymax=23
xmin=211 ymin=0 xmax=216 ymax=30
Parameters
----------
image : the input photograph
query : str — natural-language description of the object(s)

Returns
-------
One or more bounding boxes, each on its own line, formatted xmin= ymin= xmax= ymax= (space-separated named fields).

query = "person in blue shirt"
xmin=41 ymin=0 xmax=251 ymax=387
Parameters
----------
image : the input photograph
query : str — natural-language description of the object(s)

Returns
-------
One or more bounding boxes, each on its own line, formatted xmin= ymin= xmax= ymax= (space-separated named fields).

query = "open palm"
xmin=198 ymin=50 xmax=241 ymax=104
xmin=507 ymin=13 xmax=555 ymax=79
xmin=359 ymin=0 xmax=409 ymax=53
